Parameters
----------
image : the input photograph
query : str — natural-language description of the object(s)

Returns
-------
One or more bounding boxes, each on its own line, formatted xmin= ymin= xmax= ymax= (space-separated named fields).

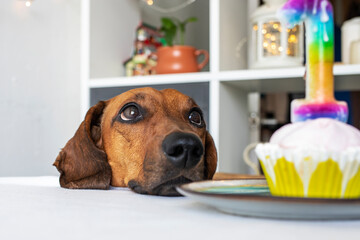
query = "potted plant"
xmin=151 ymin=17 xmax=209 ymax=74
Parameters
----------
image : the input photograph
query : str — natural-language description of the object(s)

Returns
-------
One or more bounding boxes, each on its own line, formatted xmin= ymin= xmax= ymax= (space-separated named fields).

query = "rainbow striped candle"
xmin=279 ymin=0 xmax=348 ymax=122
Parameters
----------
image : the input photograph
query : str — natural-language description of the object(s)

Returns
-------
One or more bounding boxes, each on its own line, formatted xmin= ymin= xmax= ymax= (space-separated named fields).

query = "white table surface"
xmin=1 ymin=176 xmax=360 ymax=240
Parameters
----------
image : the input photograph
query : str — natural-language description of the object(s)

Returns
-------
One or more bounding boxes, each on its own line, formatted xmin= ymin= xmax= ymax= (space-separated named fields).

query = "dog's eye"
xmin=120 ymin=105 xmax=141 ymax=122
xmin=189 ymin=110 xmax=203 ymax=127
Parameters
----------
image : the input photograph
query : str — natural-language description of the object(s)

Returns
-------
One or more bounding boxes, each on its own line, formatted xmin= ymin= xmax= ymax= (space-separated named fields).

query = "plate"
xmin=177 ymin=179 xmax=360 ymax=220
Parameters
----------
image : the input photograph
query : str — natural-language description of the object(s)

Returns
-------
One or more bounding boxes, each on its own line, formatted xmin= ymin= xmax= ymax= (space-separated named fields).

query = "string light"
xmin=250 ymin=2 xmax=303 ymax=68
xmin=19 ymin=0 xmax=33 ymax=7
xmin=289 ymin=34 xmax=297 ymax=43
xmin=259 ymin=22 xmax=300 ymax=57
xmin=142 ymin=0 xmax=195 ymax=13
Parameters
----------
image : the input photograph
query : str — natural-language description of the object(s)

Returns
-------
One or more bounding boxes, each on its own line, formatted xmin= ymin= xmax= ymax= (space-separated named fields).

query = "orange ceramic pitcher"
xmin=150 ymin=46 xmax=209 ymax=74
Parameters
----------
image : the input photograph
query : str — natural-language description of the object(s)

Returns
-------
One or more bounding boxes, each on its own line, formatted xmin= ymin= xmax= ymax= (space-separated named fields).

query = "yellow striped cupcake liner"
xmin=255 ymin=144 xmax=360 ymax=198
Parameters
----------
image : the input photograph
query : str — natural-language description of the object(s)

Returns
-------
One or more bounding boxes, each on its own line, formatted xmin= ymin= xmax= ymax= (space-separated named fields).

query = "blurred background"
xmin=1 ymin=0 xmax=360 ymax=177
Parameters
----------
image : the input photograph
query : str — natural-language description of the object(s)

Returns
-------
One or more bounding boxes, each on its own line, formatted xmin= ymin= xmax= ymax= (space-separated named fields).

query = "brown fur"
xmin=54 ymin=87 xmax=217 ymax=195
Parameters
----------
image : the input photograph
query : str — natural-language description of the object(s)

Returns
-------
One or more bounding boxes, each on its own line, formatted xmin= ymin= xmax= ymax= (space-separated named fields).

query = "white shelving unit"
xmin=81 ymin=0 xmax=360 ymax=174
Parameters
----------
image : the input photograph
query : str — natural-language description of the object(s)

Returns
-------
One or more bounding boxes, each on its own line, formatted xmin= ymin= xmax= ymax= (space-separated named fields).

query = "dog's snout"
xmin=162 ymin=132 xmax=204 ymax=169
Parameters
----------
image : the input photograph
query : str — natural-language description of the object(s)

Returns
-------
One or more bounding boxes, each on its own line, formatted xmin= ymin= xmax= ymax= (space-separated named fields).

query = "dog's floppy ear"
xmin=204 ymin=131 xmax=217 ymax=179
xmin=53 ymin=101 xmax=112 ymax=189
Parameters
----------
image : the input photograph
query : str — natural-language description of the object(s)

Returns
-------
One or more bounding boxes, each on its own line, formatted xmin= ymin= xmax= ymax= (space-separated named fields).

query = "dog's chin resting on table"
xmin=53 ymin=87 xmax=217 ymax=196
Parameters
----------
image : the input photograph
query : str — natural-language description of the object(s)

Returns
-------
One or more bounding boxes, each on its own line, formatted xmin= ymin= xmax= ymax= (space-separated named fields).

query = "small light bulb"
xmin=262 ymin=29 xmax=267 ymax=34
xmin=278 ymin=46 xmax=283 ymax=52
xmin=253 ymin=25 xmax=258 ymax=31
xmin=25 ymin=1 xmax=32 ymax=7
xmin=147 ymin=0 xmax=154 ymax=5
xmin=289 ymin=34 xmax=297 ymax=43
xmin=271 ymin=35 xmax=276 ymax=41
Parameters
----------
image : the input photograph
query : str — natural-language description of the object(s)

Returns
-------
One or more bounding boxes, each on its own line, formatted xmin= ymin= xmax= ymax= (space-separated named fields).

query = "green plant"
xmin=160 ymin=17 xmax=198 ymax=46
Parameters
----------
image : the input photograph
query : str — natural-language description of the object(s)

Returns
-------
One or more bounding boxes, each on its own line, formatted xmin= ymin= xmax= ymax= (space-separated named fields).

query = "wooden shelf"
xmin=89 ymin=64 xmax=360 ymax=92
xmin=219 ymin=64 xmax=360 ymax=93
xmin=89 ymin=72 xmax=211 ymax=88
xmin=219 ymin=64 xmax=360 ymax=81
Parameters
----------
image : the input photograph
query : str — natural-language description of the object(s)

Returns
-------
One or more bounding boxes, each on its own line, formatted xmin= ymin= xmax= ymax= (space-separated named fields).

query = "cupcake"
xmin=255 ymin=118 xmax=360 ymax=198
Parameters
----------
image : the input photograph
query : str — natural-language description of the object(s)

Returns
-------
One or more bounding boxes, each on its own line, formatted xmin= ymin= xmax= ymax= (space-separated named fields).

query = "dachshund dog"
xmin=54 ymin=87 xmax=217 ymax=196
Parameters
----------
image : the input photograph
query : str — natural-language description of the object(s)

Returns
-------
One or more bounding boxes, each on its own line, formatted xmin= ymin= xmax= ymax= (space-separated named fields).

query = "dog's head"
xmin=54 ymin=87 xmax=217 ymax=196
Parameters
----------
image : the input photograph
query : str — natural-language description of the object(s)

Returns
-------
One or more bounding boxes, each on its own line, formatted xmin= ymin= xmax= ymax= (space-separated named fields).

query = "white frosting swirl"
xmin=270 ymin=118 xmax=360 ymax=152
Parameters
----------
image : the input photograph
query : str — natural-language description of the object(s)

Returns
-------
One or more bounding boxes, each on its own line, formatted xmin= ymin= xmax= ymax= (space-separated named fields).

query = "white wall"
xmin=219 ymin=0 xmax=250 ymax=71
xmin=90 ymin=0 xmax=141 ymax=78
xmin=0 ymin=0 xmax=81 ymax=176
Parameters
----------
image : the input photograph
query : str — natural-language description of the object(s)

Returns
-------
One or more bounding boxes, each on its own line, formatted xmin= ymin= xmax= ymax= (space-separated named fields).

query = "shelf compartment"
xmin=90 ymin=82 xmax=210 ymax=125
xmin=89 ymin=0 xmax=210 ymax=79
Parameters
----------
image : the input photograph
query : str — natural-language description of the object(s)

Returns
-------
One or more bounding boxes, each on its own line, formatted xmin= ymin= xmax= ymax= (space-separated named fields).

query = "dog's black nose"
xmin=162 ymin=132 xmax=204 ymax=169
